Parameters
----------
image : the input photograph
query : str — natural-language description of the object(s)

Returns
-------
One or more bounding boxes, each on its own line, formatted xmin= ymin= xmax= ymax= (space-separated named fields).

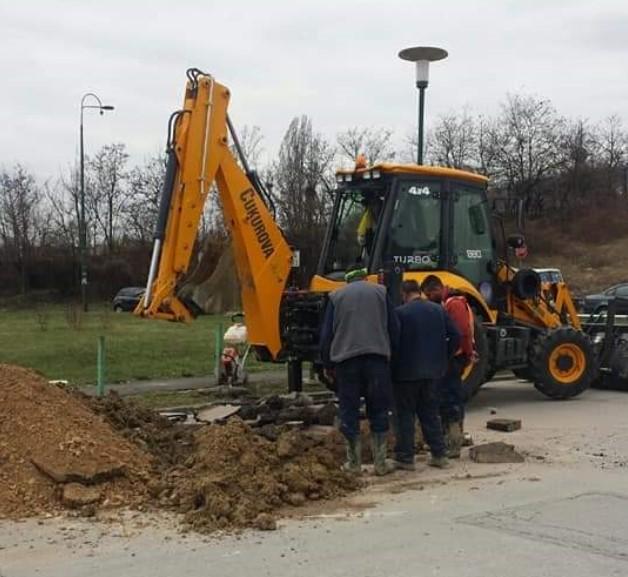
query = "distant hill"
xmin=522 ymin=203 xmax=628 ymax=294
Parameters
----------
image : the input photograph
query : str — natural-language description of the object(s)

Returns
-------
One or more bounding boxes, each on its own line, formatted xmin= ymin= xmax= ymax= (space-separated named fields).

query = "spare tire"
xmin=511 ymin=269 xmax=541 ymax=300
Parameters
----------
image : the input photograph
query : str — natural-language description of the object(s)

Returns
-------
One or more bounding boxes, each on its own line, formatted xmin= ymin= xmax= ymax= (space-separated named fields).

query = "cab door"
xmin=449 ymin=182 xmax=495 ymax=287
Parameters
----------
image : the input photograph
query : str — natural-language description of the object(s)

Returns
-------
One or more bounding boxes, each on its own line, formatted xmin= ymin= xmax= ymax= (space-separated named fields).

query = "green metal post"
xmin=97 ymin=335 xmax=106 ymax=397
xmin=214 ymin=323 xmax=224 ymax=382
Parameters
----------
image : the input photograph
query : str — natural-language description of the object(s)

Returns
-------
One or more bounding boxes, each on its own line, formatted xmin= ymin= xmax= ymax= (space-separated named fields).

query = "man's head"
xmin=344 ymin=262 xmax=368 ymax=283
xmin=401 ymin=279 xmax=421 ymax=304
xmin=421 ymin=275 xmax=445 ymax=303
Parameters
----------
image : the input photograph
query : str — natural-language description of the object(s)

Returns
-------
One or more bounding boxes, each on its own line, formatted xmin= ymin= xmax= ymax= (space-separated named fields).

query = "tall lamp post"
xmin=398 ymin=46 xmax=448 ymax=165
xmin=79 ymin=93 xmax=114 ymax=312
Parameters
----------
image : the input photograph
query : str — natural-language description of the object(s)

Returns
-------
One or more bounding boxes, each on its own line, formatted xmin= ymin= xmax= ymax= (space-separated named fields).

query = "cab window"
xmin=383 ymin=181 xmax=441 ymax=270
xmin=451 ymin=183 xmax=494 ymax=285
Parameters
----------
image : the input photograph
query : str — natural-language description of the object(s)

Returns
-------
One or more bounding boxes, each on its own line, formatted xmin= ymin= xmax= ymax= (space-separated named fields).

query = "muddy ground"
xmin=4 ymin=376 xmax=628 ymax=577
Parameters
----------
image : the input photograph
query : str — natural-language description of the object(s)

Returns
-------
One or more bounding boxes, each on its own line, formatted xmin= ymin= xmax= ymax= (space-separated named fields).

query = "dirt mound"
xmin=166 ymin=419 xmax=359 ymax=533
xmin=0 ymin=364 xmax=153 ymax=518
xmin=83 ymin=391 xmax=196 ymax=470
xmin=0 ymin=365 xmax=361 ymax=532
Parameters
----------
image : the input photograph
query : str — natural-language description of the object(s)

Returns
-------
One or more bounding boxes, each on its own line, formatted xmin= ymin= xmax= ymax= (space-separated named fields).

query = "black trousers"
xmin=393 ymin=378 xmax=446 ymax=462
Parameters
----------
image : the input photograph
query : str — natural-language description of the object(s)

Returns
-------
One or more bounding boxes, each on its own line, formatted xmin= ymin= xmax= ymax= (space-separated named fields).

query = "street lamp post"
xmin=398 ymin=46 xmax=448 ymax=165
xmin=79 ymin=93 xmax=114 ymax=312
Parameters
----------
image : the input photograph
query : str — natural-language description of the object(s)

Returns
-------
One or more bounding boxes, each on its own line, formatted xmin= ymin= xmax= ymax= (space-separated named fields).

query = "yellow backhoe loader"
xmin=136 ymin=68 xmax=627 ymax=399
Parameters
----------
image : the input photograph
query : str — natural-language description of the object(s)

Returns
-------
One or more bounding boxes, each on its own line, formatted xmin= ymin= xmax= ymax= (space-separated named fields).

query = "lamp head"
xmin=398 ymin=46 xmax=448 ymax=87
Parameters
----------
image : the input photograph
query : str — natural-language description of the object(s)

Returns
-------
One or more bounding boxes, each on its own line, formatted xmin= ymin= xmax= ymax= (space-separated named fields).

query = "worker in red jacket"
xmin=421 ymin=275 xmax=475 ymax=458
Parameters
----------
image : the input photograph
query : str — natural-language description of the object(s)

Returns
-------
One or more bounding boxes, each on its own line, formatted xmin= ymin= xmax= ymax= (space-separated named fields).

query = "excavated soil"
xmin=81 ymin=391 xmax=196 ymax=470
xmin=165 ymin=419 xmax=359 ymax=533
xmin=0 ymin=365 xmax=153 ymax=518
xmin=0 ymin=364 xmax=360 ymax=533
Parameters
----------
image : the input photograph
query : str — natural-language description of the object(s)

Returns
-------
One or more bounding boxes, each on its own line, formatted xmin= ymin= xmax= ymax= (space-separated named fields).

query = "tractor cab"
xmin=315 ymin=164 xmax=494 ymax=302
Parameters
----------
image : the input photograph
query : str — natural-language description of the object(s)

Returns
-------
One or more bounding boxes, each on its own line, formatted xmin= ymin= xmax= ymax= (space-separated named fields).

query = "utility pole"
xmin=79 ymin=93 xmax=114 ymax=312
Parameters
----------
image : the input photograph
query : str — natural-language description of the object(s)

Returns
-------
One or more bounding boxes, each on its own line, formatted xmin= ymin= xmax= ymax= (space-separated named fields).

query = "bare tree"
xmin=557 ymin=119 xmax=596 ymax=208
xmin=45 ymin=167 xmax=80 ymax=254
xmin=337 ymin=127 xmax=395 ymax=165
xmin=0 ymin=165 xmax=42 ymax=293
xmin=428 ymin=109 xmax=476 ymax=169
xmin=87 ymin=143 xmax=129 ymax=252
xmin=274 ymin=116 xmax=335 ymax=235
xmin=475 ymin=115 xmax=500 ymax=178
xmin=596 ymin=115 xmax=627 ymax=196
xmin=490 ymin=94 xmax=565 ymax=215
xmin=126 ymin=154 xmax=165 ymax=243
xmin=273 ymin=116 xmax=334 ymax=280
xmin=234 ymin=125 xmax=264 ymax=168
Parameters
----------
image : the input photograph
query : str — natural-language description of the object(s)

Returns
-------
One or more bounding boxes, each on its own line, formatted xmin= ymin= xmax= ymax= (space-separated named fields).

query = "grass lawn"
xmin=0 ymin=304 xmax=262 ymax=386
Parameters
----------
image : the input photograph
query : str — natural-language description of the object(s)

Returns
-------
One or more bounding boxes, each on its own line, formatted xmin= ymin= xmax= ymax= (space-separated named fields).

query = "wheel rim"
xmin=548 ymin=343 xmax=586 ymax=384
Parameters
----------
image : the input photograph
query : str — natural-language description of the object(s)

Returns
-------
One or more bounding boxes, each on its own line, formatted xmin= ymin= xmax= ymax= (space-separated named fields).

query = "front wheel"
xmin=531 ymin=327 xmax=597 ymax=399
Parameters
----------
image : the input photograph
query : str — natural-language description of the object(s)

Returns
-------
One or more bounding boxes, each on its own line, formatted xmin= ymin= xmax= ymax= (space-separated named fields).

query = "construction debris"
xmin=487 ymin=418 xmax=522 ymax=432
xmin=0 ymin=364 xmax=358 ymax=534
xmin=469 ymin=442 xmax=524 ymax=464
xmin=196 ymin=404 xmax=241 ymax=423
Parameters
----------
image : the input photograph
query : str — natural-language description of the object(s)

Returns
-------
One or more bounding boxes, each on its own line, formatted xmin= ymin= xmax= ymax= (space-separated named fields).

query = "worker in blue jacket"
xmin=320 ymin=264 xmax=400 ymax=476
xmin=392 ymin=279 xmax=460 ymax=470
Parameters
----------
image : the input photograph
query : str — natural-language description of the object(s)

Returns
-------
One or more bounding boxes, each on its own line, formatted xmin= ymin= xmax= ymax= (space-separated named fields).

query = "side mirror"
xmin=507 ymin=234 xmax=526 ymax=250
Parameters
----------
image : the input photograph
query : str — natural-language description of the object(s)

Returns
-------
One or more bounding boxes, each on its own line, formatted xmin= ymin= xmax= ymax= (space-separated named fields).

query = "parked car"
xmin=579 ymin=283 xmax=628 ymax=315
xmin=112 ymin=287 xmax=145 ymax=312
xmin=534 ymin=268 xmax=564 ymax=284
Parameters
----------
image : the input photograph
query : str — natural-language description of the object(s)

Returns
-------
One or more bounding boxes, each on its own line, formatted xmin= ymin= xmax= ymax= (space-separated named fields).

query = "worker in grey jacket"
xmin=320 ymin=264 xmax=400 ymax=475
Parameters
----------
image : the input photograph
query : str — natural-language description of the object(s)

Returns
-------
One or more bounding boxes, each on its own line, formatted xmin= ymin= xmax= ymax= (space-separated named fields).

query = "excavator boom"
xmin=136 ymin=69 xmax=293 ymax=359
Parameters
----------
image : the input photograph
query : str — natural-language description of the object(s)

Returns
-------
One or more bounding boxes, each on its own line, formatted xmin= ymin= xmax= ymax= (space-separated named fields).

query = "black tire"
xmin=462 ymin=318 xmax=489 ymax=400
xmin=512 ymin=367 xmax=534 ymax=381
xmin=113 ymin=304 xmax=123 ymax=313
xmin=594 ymin=338 xmax=628 ymax=391
xmin=484 ymin=365 xmax=498 ymax=383
xmin=530 ymin=327 xmax=597 ymax=399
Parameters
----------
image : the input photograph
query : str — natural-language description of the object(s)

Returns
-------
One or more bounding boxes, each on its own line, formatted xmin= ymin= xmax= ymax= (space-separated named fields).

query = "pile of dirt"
xmin=0 ymin=365 xmax=153 ymax=518
xmin=164 ymin=419 xmax=359 ymax=533
xmin=0 ymin=364 xmax=364 ymax=532
xmin=82 ymin=391 xmax=196 ymax=470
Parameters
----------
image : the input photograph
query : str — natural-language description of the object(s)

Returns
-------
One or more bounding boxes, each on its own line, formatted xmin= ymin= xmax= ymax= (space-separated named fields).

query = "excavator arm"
xmin=135 ymin=69 xmax=293 ymax=359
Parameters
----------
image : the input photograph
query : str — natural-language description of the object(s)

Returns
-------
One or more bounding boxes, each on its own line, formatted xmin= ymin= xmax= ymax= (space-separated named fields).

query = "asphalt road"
xmin=3 ymin=378 xmax=628 ymax=577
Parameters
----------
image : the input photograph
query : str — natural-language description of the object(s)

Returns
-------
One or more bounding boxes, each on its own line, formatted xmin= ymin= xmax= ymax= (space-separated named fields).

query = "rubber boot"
xmin=428 ymin=454 xmax=451 ymax=469
xmin=342 ymin=437 xmax=362 ymax=474
xmin=371 ymin=433 xmax=396 ymax=476
xmin=446 ymin=421 xmax=463 ymax=459
xmin=441 ymin=417 xmax=451 ymax=454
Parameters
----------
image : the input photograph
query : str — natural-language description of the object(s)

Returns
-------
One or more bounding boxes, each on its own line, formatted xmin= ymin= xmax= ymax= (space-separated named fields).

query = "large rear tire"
xmin=462 ymin=318 xmax=489 ymax=400
xmin=530 ymin=327 xmax=596 ymax=399
xmin=593 ymin=338 xmax=628 ymax=391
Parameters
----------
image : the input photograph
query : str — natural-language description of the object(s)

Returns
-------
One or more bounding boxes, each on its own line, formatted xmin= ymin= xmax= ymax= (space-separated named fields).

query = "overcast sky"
xmin=1 ymin=0 xmax=627 ymax=179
